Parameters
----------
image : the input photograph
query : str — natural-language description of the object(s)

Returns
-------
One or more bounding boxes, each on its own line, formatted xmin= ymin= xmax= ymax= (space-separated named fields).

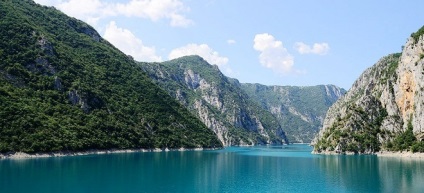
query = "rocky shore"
xmin=311 ymin=150 xmax=356 ymax=155
xmin=376 ymin=151 xmax=424 ymax=158
xmin=0 ymin=147 xmax=217 ymax=159
xmin=312 ymin=150 xmax=424 ymax=158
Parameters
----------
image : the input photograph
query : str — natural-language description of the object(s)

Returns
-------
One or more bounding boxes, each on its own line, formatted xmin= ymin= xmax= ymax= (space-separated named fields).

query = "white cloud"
xmin=34 ymin=0 xmax=192 ymax=27
xmin=169 ymin=13 xmax=193 ymax=27
xmin=33 ymin=0 xmax=62 ymax=6
xmin=104 ymin=21 xmax=162 ymax=62
xmin=116 ymin=0 xmax=193 ymax=27
xmin=168 ymin=44 xmax=229 ymax=66
xmin=34 ymin=0 xmax=112 ymax=26
xmin=253 ymin=33 xmax=294 ymax=73
xmin=56 ymin=0 xmax=109 ymax=26
xmin=294 ymin=42 xmax=330 ymax=55
xmin=227 ymin=39 xmax=236 ymax=45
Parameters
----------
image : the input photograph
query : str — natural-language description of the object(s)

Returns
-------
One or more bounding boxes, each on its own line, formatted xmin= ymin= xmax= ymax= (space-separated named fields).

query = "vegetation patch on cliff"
xmin=411 ymin=25 xmax=424 ymax=44
xmin=385 ymin=119 xmax=424 ymax=152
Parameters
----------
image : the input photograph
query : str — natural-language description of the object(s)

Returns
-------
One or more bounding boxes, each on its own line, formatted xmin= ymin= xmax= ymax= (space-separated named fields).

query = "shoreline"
xmin=311 ymin=150 xmax=356 ymax=155
xmin=312 ymin=150 xmax=424 ymax=158
xmin=0 ymin=143 xmax=297 ymax=159
xmin=0 ymin=147 xmax=220 ymax=160
xmin=375 ymin=151 xmax=424 ymax=158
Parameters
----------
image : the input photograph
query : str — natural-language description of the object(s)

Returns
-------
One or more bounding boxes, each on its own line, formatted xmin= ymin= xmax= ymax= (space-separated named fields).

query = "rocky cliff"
xmin=241 ymin=84 xmax=345 ymax=143
xmin=141 ymin=56 xmax=289 ymax=146
xmin=141 ymin=56 xmax=345 ymax=145
xmin=312 ymin=26 xmax=424 ymax=154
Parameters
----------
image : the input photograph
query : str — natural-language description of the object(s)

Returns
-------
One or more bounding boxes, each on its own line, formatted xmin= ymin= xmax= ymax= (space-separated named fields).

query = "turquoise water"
xmin=1 ymin=144 xmax=424 ymax=193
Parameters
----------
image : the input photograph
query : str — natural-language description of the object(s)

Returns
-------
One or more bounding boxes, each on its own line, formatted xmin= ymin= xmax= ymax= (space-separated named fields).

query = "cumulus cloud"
xmin=227 ymin=39 xmax=236 ymax=45
xmin=34 ymin=0 xmax=192 ymax=27
xmin=253 ymin=33 xmax=294 ymax=73
xmin=294 ymin=42 xmax=330 ymax=55
xmin=169 ymin=44 xmax=229 ymax=66
xmin=57 ymin=0 xmax=112 ymax=26
xmin=33 ymin=0 xmax=62 ymax=6
xmin=115 ymin=0 xmax=193 ymax=27
xmin=34 ymin=0 xmax=113 ymax=26
xmin=104 ymin=21 xmax=162 ymax=62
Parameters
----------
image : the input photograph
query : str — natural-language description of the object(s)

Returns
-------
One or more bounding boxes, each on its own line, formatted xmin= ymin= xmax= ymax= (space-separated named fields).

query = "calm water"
xmin=1 ymin=144 xmax=424 ymax=193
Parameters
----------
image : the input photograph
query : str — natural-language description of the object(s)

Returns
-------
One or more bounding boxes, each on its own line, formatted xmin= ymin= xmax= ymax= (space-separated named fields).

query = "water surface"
xmin=1 ymin=144 xmax=423 ymax=193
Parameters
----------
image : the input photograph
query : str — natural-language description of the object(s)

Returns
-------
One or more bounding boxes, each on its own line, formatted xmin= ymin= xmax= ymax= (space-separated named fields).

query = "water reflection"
xmin=1 ymin=145 xmax=424 ymax=193
xmin=377 ymin=157 xmax=424 ymax=193
xmin=315 ymin=155 xmax=381 ymax=192
xmin=315 ymin=154 xmax=424 ymax=193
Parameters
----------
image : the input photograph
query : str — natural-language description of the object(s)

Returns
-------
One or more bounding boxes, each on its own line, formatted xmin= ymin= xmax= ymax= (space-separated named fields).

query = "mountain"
xmin=312 ymin=26 xmax=424 ymax=154
xmin=0 ymin=0 xmax=222 ymax=153
xmin=140 ymin=56 xmax=289 ymax=146
xmin=241 ymin=84 xmax=345 ymax=143
xmin=140 ymin=56 xmax=345 ymax=144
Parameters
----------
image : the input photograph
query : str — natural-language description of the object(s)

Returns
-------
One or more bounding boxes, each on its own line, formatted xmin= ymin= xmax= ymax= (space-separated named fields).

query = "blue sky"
xmin=34 ymin=0 xmax=424 ymax=89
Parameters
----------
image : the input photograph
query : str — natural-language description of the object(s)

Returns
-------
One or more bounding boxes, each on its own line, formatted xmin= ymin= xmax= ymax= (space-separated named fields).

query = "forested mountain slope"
xmin=0 ymin=0 xmax=221 ymax=153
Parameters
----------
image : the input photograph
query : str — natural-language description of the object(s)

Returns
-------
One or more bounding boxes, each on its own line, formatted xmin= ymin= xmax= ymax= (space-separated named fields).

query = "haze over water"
xmin=1 ymin=144 xmax=424 ymax=193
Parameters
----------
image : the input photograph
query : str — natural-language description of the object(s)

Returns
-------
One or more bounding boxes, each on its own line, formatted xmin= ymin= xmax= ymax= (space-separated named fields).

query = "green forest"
xmin=0 ymin=0 xmax=222 ymax=153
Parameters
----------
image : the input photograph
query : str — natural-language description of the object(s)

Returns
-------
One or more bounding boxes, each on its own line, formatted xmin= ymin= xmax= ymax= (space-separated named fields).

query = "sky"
xmin=33 ymin=0 xmax=424 ymax=90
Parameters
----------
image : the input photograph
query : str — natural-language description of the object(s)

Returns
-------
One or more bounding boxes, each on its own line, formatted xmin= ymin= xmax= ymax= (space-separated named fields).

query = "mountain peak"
xmin=168 ymin=55 xmax=208 ymax=64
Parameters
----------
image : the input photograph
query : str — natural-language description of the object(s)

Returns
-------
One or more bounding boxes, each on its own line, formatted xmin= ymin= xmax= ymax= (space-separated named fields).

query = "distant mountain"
xmin=312 ymin=26 xmax=424 ymax=154
xmin=140 ymin=56 xmax=345 ymax=144
xmin=0 ymin=0 xmax=221 ymax=153
xmin=241 ymin=84 xmax=345 ymax=143
xmin=140 ymin=56 xmax=289 ymax=145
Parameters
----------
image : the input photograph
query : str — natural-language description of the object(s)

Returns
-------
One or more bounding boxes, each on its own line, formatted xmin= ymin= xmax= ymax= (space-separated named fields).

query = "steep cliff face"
xmin=141 ymin=56 xmax=345 ymax=145
xmin=241 ymin=84 xmax=345 ymax=143
xmin=140 ymin=56 xmax=288 ymax=146
xmin=313 ymin=27 xmax=424 ymax=153
xmin=396 ymin=32 xmax=424 ymax=133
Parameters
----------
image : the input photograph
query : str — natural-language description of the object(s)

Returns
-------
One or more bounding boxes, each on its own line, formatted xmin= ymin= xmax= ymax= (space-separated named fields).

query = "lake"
xmin=1 ymin=144 xmax=424 ymax=193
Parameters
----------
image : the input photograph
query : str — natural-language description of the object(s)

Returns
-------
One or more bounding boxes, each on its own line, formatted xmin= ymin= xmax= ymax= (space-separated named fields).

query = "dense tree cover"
xmin=0 ymin=0 xmax=222 ymax=153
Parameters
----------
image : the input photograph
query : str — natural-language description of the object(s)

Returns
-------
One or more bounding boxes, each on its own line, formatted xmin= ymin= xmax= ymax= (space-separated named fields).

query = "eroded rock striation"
xmin=312 ymin=26 xmax=424 ymax=154
xmin=141 ymin=56 xmax=345 ymax=145
xmin=141 ymin=56 xmax=289 ymax=146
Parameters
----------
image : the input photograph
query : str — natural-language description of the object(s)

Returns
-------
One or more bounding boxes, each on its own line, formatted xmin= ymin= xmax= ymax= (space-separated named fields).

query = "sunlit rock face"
xmin=313 ymin=29 xmax=424 ymax=154
xmin=140 ymin=56 xmax=289 ymax=146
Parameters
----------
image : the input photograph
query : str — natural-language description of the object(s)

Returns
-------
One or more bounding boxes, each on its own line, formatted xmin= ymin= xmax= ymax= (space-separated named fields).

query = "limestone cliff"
xmin=140 ymin=56 xmax=289 ymax=146
xmin=141 ymin=56 xmax=344 ymax=145
xmin=312 ymin=26 xmax=424 ymax=154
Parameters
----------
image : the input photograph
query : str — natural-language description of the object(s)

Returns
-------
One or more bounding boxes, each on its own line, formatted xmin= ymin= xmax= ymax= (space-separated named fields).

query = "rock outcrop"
xmin=141 ymin=56 xmax=345 ymax=145
xmin=141 ymin=56 xmax=289 ymax=146
xmin=312 ymin=26 xmax=424 ymax=154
